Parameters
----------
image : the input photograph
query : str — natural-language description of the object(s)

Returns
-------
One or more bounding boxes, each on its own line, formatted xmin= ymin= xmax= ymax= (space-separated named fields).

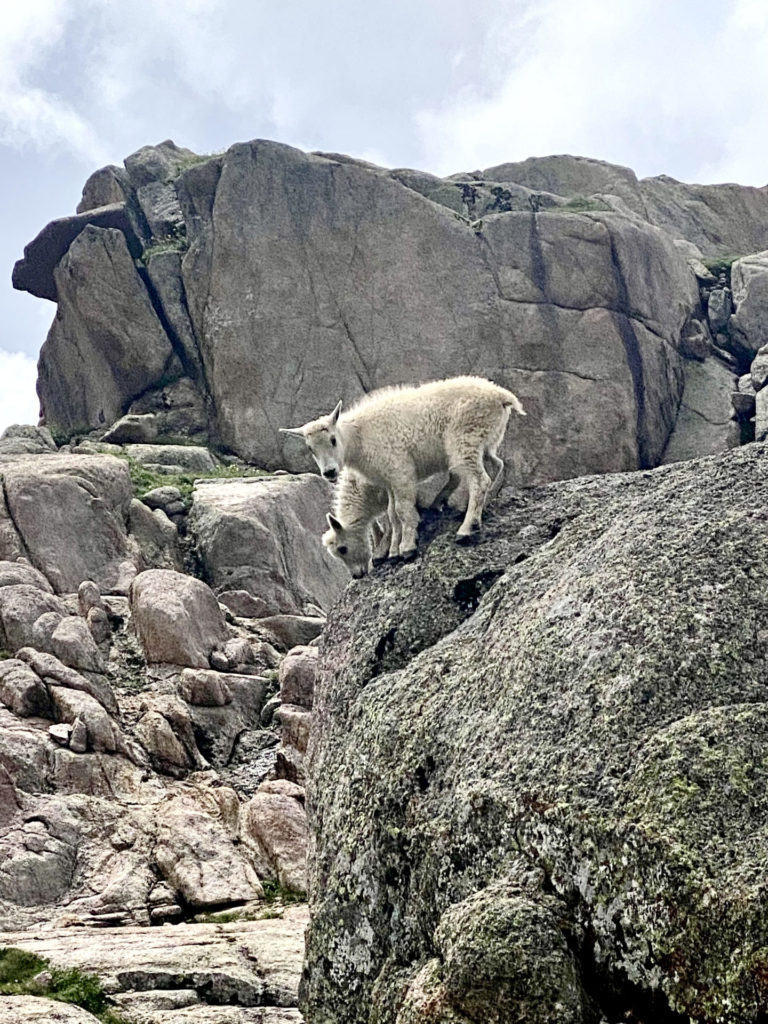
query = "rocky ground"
xmin=8 ymin=139 xmax=768 ymax=1023
xmin=303 ymin=440 xmax=768 ymax=1024
xmin=0 ymin=429 xmax=343 ymax=1021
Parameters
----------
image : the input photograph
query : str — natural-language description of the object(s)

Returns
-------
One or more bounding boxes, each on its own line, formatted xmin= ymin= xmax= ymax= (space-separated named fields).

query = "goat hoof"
xmin=455 ymin=532 xmax=477 ymax=546
xmin=372 ymin=555 xmax=387 ymax=566
xmin=401 ymin=547 xmax=417 ymax=561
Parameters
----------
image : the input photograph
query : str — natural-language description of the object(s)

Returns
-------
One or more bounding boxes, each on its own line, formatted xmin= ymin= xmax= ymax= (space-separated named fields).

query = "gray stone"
xmin=77 ymin=580 xmax=103 ymax=617
xmin=756 ymin=388 xmax=768 ymax=442
xmin=0 ymin=584 xmax=68 ymax=653
xmin=12 ymin=203 xmax=141 ymax=301
xmin=187 ymin=672 xmax=269 ymax=767
xmin=141 ymin=260 xmax=206 ymax=391
xmin=679 ymin=317 xmax=713 ymax=361
xmin=729 ymin=260 xmax=768 ymax=362
xmin=178 ymin=668 xmax=232 ymax=706
xmin=77 ymin=164 xmax=132 ymax=214
xmin=130 ymin=569 xmax=229 ymax=668
xmin=0 ymin=454 xmax=136 ymax=596
xmin=128 ymin=499 xmax=183 ymax=572
xmin=243 ymin=780 xmax=308 ymax=894
xmin=124 ymin=444 xmax=217 ymax=473
xmin=0 ymin=560 xmax=52 ymax=593
xmin=0 ymin=425 xmax=56 ymax=455
xmin=36 ymin=226 xmax=178 ymax=433
xmin=218 ymin=590 xmax=271 ymax=618
xmin=259 ymin=615 xmax=325 ymax=651
xmin=86 ymin=606 xmax=111 ymax=645
xmin=101 ymin=413 xmax=159 ymax=444
xmin=124 ymin=139 xmax=199 ymax=187
xmin=275 ymin=705 xmax=311 ymax=756
xmin=279 ymin=646 xmax=317 ymax=709
xmin=141 ymin=485 xmax=183 ymax=511
xmin=707 ymin=287 xmax=732 ymax=333
xmin=752 ymin=344 xmax=768 ymax=391
xmin=136 ymin=180 xmax=185 ymax=239
xmin=68 ymin=715 xmax=88 ymax=753
xmin=190 ymin=473 xmax=347 ymax=616
xmin=0 ymin=996 xmax=102 ymax=1022
xmin=730 ymin=249 xmax=768 ymax=304
xmin=49 ymin=687 xmax=122 ymax=754
xmin=48 ymin=722 xmax=72 ymax=744
xmin=303 ymin=441 xmax=768 ymax=1024
xmin=731 ymin=391 xmax=756 ymax=418
xmin=16 ymin=648 xmax=118 ymax=716
xmin=0 ymin=659 xmax=52 ymax=719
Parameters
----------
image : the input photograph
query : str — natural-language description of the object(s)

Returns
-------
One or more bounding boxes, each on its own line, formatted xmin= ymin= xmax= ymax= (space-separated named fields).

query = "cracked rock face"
xmin=302 ymin=441 xmax=768 ymax=1024
xmin=22 ymin=140 xmax=757 ymax=484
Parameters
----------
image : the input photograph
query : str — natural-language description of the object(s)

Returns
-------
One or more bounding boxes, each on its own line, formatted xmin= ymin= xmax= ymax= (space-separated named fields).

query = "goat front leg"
xmin=372 ymin=514 xmax=392 ymax=565
xmin=387 ymin=493 xmax=403 ymax=560
xmin=393 ymin=485 xmax=420 ymax=560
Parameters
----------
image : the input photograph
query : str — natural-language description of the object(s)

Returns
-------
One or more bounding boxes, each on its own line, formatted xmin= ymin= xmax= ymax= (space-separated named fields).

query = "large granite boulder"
xmin=24 ymin=140 xmax=759 ymax=483
xmin=189 ymin=473 xmax=347 ymax=615
xmin=302 ymin=441 xmax=768 ymax=1024
xmin=0 ymin=455 xmax=135 ymax=594
xmin=180 ymin=141 xmax=696 ymax=482
xmin=36 ymin=225 xmax=179 ymax=432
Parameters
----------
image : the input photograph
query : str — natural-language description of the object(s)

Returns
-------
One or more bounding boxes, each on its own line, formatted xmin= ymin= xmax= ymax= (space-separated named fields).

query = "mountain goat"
xmin=323 ymin=468 xmax=390 ymax=578
xmin=281 ymin=376 xmax=526 ymax=558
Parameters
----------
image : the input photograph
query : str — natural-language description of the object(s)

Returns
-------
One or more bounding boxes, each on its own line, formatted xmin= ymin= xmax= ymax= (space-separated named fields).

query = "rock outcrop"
xmin=303 ymin=441 xmax=768 ymax=1024
xmin=23 ymin=140 xmax=768 ymax=484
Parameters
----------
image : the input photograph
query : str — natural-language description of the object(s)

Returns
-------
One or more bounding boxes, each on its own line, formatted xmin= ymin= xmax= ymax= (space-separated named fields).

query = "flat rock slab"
xmin=0 ymin=996 xmax=101 ymax=1022
xmin=190 ymin=474 xmax=347 ymax=616
xmin=1 ymin=910 xmax=307 ymax=1014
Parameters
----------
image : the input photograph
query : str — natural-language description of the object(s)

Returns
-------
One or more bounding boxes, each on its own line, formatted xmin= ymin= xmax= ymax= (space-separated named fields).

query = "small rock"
xmin=218 ymin=590 xmax=272 ymax=618
xmin=209 ymin=650 xmax=229 ymax=672
xmin=279 ymin=646 xmax=318 ymax=709
xmin=48 ymin=723 xmax=72 ymax=745
xmin=69 ymin=716 xmax=87 ymax=753
xmin=259 ymin=614 xmax=325 ymax=650
xmin=101 ymin=413 xmax=159 ymax=445
xmin=178 ymin=668 xmax=233 ymax=707
xmin=86 ymin=606 xmax=111 ymax=645
xmin=261 ymin=695 xmax=282 ymax=727
xmin=78 ymin=580 xmax=104 ymax=617
xmin=141 ymin=485 xmax=183 ymax=511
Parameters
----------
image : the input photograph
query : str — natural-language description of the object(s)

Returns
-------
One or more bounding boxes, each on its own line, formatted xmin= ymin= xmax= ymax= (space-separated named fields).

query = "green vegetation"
xmin=703 ymin=254 xmax=741 ymax=278
xmin=561 ymin=196 xmax=611 ymax=212
xmin=140 ymin=222 xmax=189 ymax=266
xmin=0 ymin=947 xmax=126 ymax=1023
xmin=123 ymin=457 xmax=269 ymax=510
xmin=261 ymin=879 xmax=307 ymax=905
xmin=0 ymin=649 xmax=12 ymax=660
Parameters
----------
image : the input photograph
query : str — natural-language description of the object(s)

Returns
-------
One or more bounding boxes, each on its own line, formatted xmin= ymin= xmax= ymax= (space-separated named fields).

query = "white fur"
xmin=283 ymin=375 xmax=525 ymax=558
xmin=322 ymin=468 xmax=390 ymax=577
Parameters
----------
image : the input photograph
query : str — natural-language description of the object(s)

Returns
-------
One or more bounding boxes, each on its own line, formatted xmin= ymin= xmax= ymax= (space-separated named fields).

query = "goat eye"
xmin=330 ymin=436 xmax=337 ymax=447
xmin=338 ymin=545 xmax=348 ymax=556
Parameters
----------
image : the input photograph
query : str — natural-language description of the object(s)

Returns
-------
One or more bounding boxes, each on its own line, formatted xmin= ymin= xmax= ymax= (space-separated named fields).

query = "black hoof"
xmin=401 ymin=547 xmax=417 ymax=561
xmin=372 ymin=555 xmax=387 ymax=566
xmin=455 ymin=532 xmax=478 ymax=546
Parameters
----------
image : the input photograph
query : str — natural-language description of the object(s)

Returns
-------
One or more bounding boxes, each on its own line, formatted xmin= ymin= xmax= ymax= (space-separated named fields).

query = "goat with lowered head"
xmin=281 ymin=375 xmax=525 ymax=559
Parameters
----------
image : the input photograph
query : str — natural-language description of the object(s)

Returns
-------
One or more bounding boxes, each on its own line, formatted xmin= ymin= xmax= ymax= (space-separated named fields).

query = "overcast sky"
xmin=3 ymin=0 xmax=768 ymax=429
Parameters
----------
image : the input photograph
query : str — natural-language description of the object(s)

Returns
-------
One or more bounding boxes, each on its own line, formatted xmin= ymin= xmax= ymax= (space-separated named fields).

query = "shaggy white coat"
xmin=282 ymin=375 xmax=525 ymax=557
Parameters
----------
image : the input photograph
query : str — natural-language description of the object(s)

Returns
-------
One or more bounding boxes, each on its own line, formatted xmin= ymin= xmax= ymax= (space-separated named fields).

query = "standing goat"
xmin=323 ymin=468 xmax=390 ymax=578
xmin=281 ymin=376 xmax=526 ymax=558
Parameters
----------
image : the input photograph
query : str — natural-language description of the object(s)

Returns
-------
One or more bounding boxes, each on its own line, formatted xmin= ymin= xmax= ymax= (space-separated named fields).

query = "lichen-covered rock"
xmin=302 ymin=441 xmax=768 ymax=1024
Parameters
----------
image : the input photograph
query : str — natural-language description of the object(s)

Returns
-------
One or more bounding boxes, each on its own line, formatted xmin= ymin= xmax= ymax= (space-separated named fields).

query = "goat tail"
xmin=500 ymin=388 xmax=527 ymax=417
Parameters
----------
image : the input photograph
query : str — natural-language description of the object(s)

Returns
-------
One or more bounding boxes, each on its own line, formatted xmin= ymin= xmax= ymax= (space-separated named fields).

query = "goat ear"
xmin=279 ymin=426 xmax=305 ymax=438
xmin=326 ymin=513 xmax=343 ymax=532
xmin=329 ymin=400 xmax=342 ymax=426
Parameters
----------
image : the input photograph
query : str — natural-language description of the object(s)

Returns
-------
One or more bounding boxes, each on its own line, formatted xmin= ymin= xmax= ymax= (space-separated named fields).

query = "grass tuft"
xmin=0 ymin=947 xmax=127 ymax=1023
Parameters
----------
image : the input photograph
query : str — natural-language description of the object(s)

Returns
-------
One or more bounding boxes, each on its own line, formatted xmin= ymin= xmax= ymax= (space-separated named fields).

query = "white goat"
xmin=281 ymin=376 xmax=525 ymax=558
xmin=323 ymin=468 xmax=390 ymax=578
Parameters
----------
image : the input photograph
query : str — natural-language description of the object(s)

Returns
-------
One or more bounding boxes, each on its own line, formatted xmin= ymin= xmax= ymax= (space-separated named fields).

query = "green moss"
xmin=0 ymin=947 xmax=127 ymax=1022
xmin=561 ymin=196 xmax=611 ymax=212
xmin=261 ymin=879 xmax=307 ymax=905
xmin=122 ymin=456 xmax=269 ymax=510
xmin=703 ymin=254 xmax=741 ymax=278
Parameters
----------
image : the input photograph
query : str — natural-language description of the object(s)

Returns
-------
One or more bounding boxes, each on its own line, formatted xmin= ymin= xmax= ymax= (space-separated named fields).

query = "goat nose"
xmin=323 ymin=468 xmax=337 ymax=481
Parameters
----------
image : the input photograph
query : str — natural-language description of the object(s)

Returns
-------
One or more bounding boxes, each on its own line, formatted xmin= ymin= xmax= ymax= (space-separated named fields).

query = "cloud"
xmin=0 ymin=350 xmax=39 ymax=431
xmin=415 ymin=0 xmax=768 ymax=184
xmin=0 ymin=0 xmax=108 ymax=163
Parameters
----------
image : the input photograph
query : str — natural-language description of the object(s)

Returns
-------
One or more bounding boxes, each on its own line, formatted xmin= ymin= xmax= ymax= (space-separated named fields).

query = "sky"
xmin=3 ymin=0 xmax=768 ymax=429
